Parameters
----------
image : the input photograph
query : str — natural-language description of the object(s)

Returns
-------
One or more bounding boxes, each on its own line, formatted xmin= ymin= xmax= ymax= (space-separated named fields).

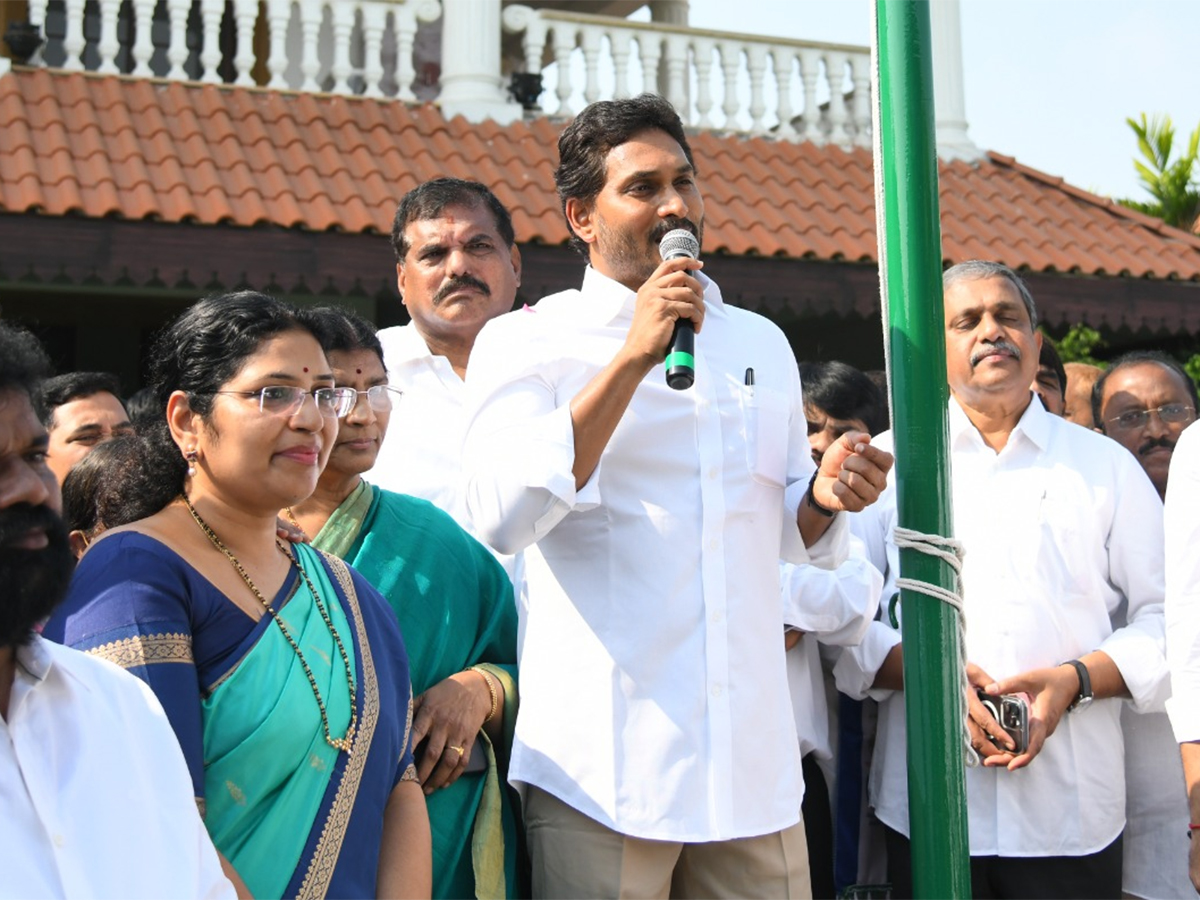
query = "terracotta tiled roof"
xmin=4 ymin=67 xmax=1200 ymax=281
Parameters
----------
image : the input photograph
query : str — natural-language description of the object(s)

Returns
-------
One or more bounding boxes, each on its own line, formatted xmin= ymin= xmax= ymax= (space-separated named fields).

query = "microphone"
xmin=659 ymin=228 xmax=701 ymax=390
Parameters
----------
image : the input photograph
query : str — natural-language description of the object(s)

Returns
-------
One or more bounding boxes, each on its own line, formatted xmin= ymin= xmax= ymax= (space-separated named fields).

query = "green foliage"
xmin=1055 ymin=324 xmax=1107 ymax=367
xmin=1116 ymin=114 xmax=1200 ymax=230
xmin=1186 ymin=354 xmax=1200 ymax=388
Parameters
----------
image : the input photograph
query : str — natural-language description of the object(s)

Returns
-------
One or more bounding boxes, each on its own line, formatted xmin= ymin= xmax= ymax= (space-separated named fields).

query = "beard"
xmin=0 ymin=504 xmax=75 ymax=650
xmin=597 ymin=215 xmax=705 ymax=286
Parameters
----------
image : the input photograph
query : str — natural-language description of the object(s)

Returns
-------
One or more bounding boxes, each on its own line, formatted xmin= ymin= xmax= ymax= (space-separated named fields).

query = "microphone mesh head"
xmin=659 ymin=229 xmax=700 ymax=261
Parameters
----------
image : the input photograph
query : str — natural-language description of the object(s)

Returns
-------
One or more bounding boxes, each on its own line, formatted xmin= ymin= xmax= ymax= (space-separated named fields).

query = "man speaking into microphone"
xmin=463 ymin=94 xmax=892 ymax=899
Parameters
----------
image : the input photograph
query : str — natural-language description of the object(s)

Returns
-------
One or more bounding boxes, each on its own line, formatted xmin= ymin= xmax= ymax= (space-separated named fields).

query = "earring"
xmin=185 ymin=449 xmax=198 ymax=478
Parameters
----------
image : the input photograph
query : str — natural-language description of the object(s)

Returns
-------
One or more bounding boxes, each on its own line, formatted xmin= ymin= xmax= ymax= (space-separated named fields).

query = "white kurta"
xmin=463 ymin=266 xmax=847 ymax=841
xmin=0 ymin=635 xmax=234 ymax=899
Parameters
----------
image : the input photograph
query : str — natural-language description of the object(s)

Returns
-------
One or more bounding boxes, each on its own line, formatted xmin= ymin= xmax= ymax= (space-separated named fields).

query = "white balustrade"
xmin=29 ymin=0 xmax=441 ymax=102
xmin=26 ymin=0 xmax=871 ymax=145
xmin=501 ymin=5 xmax=873 ymax=146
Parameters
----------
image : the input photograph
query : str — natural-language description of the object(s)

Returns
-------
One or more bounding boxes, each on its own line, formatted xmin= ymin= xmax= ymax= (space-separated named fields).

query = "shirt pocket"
xmin=740 ymin=385 xmax=790 ymax=487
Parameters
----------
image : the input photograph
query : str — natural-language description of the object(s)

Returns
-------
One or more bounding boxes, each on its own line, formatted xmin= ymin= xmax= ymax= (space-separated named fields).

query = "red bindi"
xmin=302 ymin=366 xmax=309 ymax=373
xmin=356 ymin=368 xmax=362 ymax=374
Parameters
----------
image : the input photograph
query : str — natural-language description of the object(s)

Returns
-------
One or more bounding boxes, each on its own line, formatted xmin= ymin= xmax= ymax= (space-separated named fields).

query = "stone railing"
xmin=501 ymin=5 xmax=872 ymax=146
xmin=23 ymin=0 xmax=441 ymax=100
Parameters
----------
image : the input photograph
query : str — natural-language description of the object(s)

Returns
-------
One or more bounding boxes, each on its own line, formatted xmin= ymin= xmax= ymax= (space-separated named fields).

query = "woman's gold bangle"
xmin=469 ymin=665 xmax=499 ymax=724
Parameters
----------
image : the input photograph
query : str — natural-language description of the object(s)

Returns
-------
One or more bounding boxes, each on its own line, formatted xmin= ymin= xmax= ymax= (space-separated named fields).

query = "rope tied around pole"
xmin=892 ymin=525 xmax=979 ymax=768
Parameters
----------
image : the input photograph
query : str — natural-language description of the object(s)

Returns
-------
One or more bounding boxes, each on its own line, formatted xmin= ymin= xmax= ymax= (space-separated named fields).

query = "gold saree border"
xmin=86 ymin=632 xmax=192 ymax=668
xmin=297 ymin=551 xmax=381 ymax=900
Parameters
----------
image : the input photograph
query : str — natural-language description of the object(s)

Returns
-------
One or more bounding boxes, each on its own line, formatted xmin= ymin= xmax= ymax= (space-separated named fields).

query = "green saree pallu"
xmin=314 ymin=481 xmax=522 ymax=900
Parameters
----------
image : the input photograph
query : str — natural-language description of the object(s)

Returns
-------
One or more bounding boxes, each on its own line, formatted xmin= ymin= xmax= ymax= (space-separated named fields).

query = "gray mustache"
xmin=970 ymin=340 xmax=1022 ymax=367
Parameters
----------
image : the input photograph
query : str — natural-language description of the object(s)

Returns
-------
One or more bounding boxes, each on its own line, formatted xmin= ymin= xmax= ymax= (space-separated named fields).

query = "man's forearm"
xmin=569 ymin=348 xmax=653 ymax=490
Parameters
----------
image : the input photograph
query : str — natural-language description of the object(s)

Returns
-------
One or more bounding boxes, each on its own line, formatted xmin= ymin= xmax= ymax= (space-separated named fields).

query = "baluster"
xmin=392 ymin=4 xmax=417 ymax=101
xmin=361 ymin=3 xmax=387 ymax=97
xmin=610 ymin=28 xmax=631 ymax=99
xmin=825 ymin=50 xmax=850 ymax=146
xmin=232 ymin=0 xmax=258 ymax=85
xmin=130 ymin=0 xmax=156 ymax=76
xmin=96 ymin=0 xmax=121 ymax=74
xmin=848 ymin=53 xmax=872 ymax=147
xmin=580 ymin=26 xmax=601 ymax=105
xmin=61 ymin=0 xmax=86 ymax=71
xmin=298 ymin=0 xmax=322 ymax=92
xmin=265 ymin=0 xmax=291 ymax=88
xmin=199 ymin=0 xmax=225 ymax=83
xmin=692 ymin=37 xmax=715 ymax=129
xmin=329 ymin=1 xmax=355 ymax=93
xmin=797 ymin=47 xmax=822 ymax=144
xmin=502 ymin=4 xmax=547 ymax=111
xmin=164 ymin=0 xmax=190 ymax=79
xmin=550 ymin=25 xmax=576 ymax=116
xmin=663 ymin=33 xmax=688 ymax=115
xmin=746 ymin=43 xmax=767 ymax=134
xmin=637 ymin=32 xmax=661 ymax=100
xmin=772 ymin=47 xmax=797 ymax=139
xmin=718 ymin=40 xmax=740 ymax=130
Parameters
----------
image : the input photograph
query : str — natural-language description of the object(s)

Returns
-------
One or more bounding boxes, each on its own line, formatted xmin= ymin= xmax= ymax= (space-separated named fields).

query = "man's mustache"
xmin=1138 ymin=436 xmax=1175 ymax=456
xmin=651 ymin=218 xmax=699 ymax=245
xmin=0 ymin=502 xmax=64 ymax=550
xmin=433 ymin=274 xmax=491 ymax=304
xmin=970 ymin=339 xmax=1022 ymax=368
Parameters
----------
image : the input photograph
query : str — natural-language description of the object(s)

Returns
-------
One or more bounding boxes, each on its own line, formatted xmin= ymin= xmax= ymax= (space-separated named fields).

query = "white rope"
xmin=892 ymin=525 xmax=979 ymax=767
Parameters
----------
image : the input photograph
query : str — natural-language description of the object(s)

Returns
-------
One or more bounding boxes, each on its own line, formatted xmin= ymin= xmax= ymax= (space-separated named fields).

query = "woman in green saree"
xmin=287 ymin=307 xmax=523 ymax=900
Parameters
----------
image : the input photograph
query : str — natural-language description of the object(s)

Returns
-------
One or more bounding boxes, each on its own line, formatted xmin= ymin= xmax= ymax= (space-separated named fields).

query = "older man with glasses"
xmin=1093 ymin=351 xmax=1198 ymax=500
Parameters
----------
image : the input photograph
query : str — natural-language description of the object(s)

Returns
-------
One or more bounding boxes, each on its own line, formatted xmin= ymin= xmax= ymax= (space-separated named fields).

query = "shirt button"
xmin=708 ymin=539 xmax=719 ymax=551
xmin=708 ymin=467 xmax=718 ymax=480
xmin=711 ymin=684 xmax=724 ymax=697
xmin=53 ymin=834 xmax=65 ymax=848
xmin=711 ymin=610 xmax=724 ymax=624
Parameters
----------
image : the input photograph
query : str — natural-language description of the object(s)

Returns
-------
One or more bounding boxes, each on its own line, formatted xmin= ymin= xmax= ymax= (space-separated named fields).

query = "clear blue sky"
xmin=682 ymin=0 xmax=1200 ymax=203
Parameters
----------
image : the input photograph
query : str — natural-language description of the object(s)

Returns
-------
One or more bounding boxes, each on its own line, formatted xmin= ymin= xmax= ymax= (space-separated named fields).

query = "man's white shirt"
xmin=370 ymin=322 xmax=521 ymax=586
xmin=837 ymin=397 xmax=1167 ymax=857
xmin=0 ymin=635 xmax=234 ymax=899
xmin=462 ymin=266 xmax=847 ymax=842
xmin=1166 ymin=419 xmax=1200 ymax=743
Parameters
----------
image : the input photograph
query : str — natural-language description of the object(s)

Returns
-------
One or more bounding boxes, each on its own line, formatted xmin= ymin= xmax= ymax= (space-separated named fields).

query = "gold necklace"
xmin=182 ymin=495 xmax=357 ymax=753
xmin=283 ymin=506 xmax=308 ymax=539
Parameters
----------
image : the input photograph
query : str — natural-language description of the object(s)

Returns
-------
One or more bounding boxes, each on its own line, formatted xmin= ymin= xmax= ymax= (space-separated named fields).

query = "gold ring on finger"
xmin=447 ymin=744 xmax=464 ymax=756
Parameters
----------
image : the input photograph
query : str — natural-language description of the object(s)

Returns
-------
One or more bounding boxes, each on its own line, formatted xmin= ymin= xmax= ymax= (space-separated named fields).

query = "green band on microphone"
xmin=664 ymin=351 xmax=695 ymax=369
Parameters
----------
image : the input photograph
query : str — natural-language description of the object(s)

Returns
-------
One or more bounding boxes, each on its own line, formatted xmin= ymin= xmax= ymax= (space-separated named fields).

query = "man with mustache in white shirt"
xmin=838 ymin=260 xmax=1167 ymax=899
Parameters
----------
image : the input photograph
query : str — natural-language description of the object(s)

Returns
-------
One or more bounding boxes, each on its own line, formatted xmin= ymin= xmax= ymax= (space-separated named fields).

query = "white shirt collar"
xmin=949 ymin=391 xmax=1049 ymax=454
xmin=571 ymin=266 xmax=722 ymax=327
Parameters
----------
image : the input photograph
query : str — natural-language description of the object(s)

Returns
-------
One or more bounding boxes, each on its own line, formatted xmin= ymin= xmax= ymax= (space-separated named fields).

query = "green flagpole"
xmin=871 ymin=1 xmax=971 ymax=897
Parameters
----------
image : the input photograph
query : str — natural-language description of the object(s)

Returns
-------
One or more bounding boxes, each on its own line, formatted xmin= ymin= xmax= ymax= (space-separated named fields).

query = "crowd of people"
xmin=2 ymin=93 xmax=1199 ymax=900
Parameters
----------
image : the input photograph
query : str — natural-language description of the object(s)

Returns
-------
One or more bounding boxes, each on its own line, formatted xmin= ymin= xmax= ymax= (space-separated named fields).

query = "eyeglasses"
xmin=345 ymin=384 xmax=403 ymax=413
xmin=1105 ymin=403 xmax=1196 ymax=431
xmin=211 ymin=386 xmax=357 ymax=418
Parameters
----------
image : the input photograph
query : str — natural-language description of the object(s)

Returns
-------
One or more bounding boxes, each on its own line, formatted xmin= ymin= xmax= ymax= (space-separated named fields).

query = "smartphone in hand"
xmin=977 ymin=690 xmax=1031 ymax=754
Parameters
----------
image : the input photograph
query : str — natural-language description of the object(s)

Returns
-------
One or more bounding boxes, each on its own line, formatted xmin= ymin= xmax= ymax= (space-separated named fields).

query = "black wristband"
xmin=805 ymin=472 xmax=836 ymax=518
xmin=1061 ymin=659 xmax=1093 ymax=712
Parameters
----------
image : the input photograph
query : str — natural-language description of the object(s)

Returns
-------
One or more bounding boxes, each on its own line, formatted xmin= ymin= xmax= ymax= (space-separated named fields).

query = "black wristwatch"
xmin=1061 ymin=659 xmax=1093 ymax=713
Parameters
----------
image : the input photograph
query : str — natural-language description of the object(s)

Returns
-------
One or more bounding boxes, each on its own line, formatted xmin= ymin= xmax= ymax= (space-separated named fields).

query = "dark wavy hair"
xmin=62 ymin=433 xmax=179 ymax=538
xmin=0 ymin=322 xmax=52 ymax=400
xmin=306 ymin=305 xmax=385 ymax=370
xmin=146 ymin=291 xmax=327 ymax=494
xmin=797 ymin=360 xmax=889 ymax=436
xmin=555 ymin=94 xmax=695 ymax=258
xmin=389 ymin=178 xmax=515 ymax=263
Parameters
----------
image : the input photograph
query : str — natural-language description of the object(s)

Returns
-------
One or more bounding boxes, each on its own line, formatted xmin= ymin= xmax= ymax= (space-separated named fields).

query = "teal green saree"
xmin=313 ymin=482 xmax=522 ymax=899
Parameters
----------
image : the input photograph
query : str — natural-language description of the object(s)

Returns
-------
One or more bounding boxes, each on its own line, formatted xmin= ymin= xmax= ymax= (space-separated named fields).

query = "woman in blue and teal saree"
xmin=44 ymin=292 xmax=433 ymax=899
xmin=284 ymin=307 xmax=524 ymax=900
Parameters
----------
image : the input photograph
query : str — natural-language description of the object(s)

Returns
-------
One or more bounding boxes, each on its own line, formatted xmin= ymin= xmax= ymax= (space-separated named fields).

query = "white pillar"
xmin=438 ymin=0 xmax=521 ymax=124
xmin=930 ymin=0 xmax=983 ymax=161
